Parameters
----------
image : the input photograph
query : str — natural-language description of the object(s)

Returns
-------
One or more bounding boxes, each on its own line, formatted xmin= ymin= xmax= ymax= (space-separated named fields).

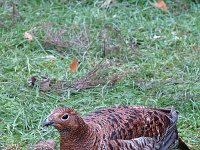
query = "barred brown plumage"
xmin=43 ymin=106 xmax=190 ymax=150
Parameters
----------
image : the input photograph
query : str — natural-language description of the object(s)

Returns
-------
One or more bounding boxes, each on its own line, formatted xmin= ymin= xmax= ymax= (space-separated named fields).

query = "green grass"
xmin=0 ymin=0 xmax=200 ymax=149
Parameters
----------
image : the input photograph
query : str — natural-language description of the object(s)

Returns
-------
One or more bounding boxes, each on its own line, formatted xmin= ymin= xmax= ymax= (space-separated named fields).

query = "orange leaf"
xmin=152 ymin=0 xmax=168 ymax=11
xmin=70 ymin=59 xmax=78 ymax=73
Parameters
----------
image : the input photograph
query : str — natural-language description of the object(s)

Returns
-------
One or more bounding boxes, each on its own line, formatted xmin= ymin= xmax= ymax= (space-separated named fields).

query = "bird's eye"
xmin=62 ymin=113 xmax=69 ymax=120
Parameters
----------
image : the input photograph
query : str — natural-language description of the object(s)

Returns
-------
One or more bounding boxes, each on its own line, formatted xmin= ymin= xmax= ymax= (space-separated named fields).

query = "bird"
xmin=43 ymin=106 xmax=190 ymax=150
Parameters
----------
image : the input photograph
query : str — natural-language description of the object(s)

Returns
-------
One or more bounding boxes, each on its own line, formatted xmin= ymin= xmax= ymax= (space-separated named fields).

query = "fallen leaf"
xmin=40 ymin=76 xmax=50 ymax=91
xmin=27 ymin=76 xmax=37 ymax=86
xmin=70 ymin=59 xmax=78 ymax=73
xmin=24 ymin=32 xmax=33 ymax=42
xmin=27 ymin=76 xmax=51 ymax=91
xmin=152 ymin=0 xmax=168 ymax=11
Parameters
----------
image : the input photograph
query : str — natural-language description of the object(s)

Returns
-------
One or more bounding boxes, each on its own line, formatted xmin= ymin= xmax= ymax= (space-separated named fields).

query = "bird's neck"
xmin=59 ymin=122 xmax=102 ymax=150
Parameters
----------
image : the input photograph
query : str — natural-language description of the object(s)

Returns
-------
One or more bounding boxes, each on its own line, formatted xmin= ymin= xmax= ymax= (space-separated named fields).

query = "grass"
xmin=0 ymin=0 xmax=200 ymax=149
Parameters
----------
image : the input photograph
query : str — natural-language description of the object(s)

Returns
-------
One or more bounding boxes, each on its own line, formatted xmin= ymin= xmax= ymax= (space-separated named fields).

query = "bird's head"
xmin=43 ymin=107 xmax=85 ymax=134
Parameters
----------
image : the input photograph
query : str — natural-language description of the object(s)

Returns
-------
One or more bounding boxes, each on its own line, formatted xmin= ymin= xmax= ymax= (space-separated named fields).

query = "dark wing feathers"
xmin=106 ymin=106 xmax=179 ymax=150
xmin=84 ymin=106 xmax=173 ymax=140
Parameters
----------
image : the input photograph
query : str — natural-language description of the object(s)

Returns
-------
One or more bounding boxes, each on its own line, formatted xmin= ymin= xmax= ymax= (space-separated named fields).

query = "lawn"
xmin=0 ymin=0 xmax=200 ymax=149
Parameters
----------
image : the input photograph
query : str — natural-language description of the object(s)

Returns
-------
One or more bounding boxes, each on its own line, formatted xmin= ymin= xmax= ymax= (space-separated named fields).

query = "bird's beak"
xmin=43 ymin=119 xmax=54 ymax=127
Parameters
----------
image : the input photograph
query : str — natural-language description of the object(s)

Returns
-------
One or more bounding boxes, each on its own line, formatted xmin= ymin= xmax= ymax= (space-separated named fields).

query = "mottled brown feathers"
xmin=44 ymin=106 xmax=190 ymax=150
xmin=50 ymin=107 xmax=77 ymax=115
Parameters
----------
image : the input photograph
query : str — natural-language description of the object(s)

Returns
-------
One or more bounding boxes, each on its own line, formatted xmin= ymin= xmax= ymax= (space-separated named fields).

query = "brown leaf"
xmin=24 ymin=32 xmax=33 ymax=42
xmin=40 ymin=76 xmax=50 ymax=91
xmin=152 ymin=0 xmax=168 ymax=11
xmin=27 ymin=76 xmax=37 ymax=86
xmin=70 ymin=59 xmax=78 ymax=73
xmin=27 ymin=76 xmax=51 ymax=91
xmin=29 ymin=139 xmax=56 ymax=150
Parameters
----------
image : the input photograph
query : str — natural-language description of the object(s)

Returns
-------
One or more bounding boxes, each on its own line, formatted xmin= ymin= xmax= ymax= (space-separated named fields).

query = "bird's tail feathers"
xmin=168 ymin=107 xmax=190 ymax=150
xmin=159 ymin=106 xmax=178 ymax=150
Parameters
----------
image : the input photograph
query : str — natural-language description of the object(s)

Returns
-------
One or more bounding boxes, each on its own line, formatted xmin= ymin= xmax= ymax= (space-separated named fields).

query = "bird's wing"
xmin=105 ymin=106 xmax=179 ymax=150
xmin=84 ymin=106 xmax=176 ymax=140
